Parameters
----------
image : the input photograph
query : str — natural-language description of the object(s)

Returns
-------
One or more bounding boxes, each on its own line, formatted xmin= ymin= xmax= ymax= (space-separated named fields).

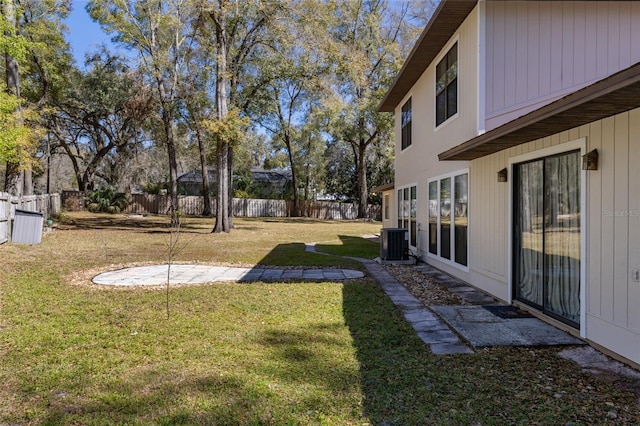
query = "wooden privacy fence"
xmin=0 ymin=192 xmax=62 ymax=244
xmin=61 ymin=191 xmax=382 ymax=220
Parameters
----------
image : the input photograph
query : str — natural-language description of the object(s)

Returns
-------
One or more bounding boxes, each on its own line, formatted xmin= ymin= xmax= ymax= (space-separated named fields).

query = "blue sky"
xmin=66 ymin=1 xmax=115 ymax=66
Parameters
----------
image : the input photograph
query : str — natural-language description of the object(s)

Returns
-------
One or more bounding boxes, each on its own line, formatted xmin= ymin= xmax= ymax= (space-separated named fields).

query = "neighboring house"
xmin=177 ymin=168 xmax=293 ymax=199
xmin=379 ymin=0 xmax=640 ymax=367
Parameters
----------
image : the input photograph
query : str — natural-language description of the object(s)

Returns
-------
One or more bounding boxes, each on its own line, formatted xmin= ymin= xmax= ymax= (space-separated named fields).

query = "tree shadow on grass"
xmin=261 ymin=239 xmax=445 ymax=424
xmin=39 ymin=320 xmax=373 ymax=425
xmin=33 ymin=284 xmax=438 ymax=425
xmin=259 ymin=217 xmax=336 ymax=225
xmin=254 ymin=323 xmax=361 ymax=392
xmin=56 ymin=214 xmax=208 ymax=234
xmin=342 ymin=280 xmax=441 ymax=425
xmin=258 ymin=242 xmax=364 ymax=269
xmin=40 ymin=368 xmax=313 ymax=425
xmin=316 ymin=235 xmax=379 ymax=259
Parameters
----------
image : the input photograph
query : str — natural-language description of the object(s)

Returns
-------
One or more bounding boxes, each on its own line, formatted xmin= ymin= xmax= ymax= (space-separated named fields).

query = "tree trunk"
xmin=3 ymin=0 xmax=23 ymax=196
xmin=23 ymin=170 xmax=32 ymax=195
xmin=357 ymin=140 xmax=368 ymax=219
xmin=81 ymin=171 xmax=92 ymax=192
xmin=284 ymin=133 xmax=300 ymax=217
xmin=59 ymin=141 xmax=84 ymax=191
xmin=304 ymin=135 xmax=311 ymax=208
xmin=227 ymin=144 xmax=234 ymax=228
xmin=162 ymin=105 xmax=179 ymax=226
xmin=213 ymin=139 xmax=230 ymax=232
xmin=4 ymin=163 xmax=21 ymax=196
xmin=212 ymin=10 xmax=232 ymax=233
xmin=304 ymin=175 xmax=309 ymax=202
xmin=194 ymin=124 xmax=212 ymax=216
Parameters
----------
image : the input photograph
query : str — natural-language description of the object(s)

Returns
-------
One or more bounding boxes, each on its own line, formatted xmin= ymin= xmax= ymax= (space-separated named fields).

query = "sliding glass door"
xmin=513 ymin=151 xmax=581 ymax=326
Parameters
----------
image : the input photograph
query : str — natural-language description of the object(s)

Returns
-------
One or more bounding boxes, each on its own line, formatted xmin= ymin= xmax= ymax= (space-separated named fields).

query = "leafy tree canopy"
xmin=0 ymin=88 xmax=39 ymax=165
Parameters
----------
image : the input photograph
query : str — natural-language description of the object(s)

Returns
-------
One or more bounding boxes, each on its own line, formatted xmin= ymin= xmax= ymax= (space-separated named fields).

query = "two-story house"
xmin=378 ymin=0 xmax=640 ymax=367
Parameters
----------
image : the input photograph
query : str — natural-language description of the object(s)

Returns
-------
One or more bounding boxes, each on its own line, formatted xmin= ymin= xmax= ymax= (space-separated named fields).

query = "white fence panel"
xmin=233 ymin=198 xmax=288 ymax=217
xmin=0 ymin=193 xmax=9 ymax=244
xmin=60 ymin=191 xmax=381 ymax=220
xmin=0 ymin=193 xmax=62 ymax=244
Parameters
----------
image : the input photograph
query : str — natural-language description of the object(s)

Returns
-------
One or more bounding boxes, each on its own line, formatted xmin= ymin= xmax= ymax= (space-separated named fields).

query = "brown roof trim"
xmin=439 ymin=61 xmax=640 ymax=161
xmin=377 ymin=0 xmax=478 ymax=112
xmin=371 ymin=182 xmax=395 ymax=193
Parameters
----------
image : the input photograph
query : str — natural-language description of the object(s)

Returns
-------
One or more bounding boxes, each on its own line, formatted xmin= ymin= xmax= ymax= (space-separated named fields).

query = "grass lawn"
xmin=1 ymin=212 xmax=639 ymax=425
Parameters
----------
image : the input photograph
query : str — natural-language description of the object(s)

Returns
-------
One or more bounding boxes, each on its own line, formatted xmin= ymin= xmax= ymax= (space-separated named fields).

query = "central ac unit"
xmin=380 ymin=228 xmax=409 ymax=261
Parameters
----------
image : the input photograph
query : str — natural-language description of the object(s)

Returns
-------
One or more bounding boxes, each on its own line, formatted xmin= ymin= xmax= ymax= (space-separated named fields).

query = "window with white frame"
xmin=435 ymin=42 xmax=458 ymax=127
xmin=428 ymin=171 xmax=468 ymax=267
xmin=397 ymin=185 xmax=417 ymax=247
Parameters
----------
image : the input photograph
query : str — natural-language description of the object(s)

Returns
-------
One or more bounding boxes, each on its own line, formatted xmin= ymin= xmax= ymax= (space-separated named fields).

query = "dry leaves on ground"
xmin=383 ymin=264 xmax=465 ymax=306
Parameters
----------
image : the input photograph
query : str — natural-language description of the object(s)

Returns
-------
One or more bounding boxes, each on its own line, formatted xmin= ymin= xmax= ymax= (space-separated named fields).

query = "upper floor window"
xmin=401 ymin=98 xmax=412 ymax=149
xmin=435 ymin=42 xmax=458 ymax=127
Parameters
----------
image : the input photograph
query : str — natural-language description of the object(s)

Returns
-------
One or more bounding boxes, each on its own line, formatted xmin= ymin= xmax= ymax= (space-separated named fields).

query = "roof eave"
xmin=439 ymin=61 xmax=640 ymax=161
xmin=378 ymin=0 xmax=478 ymax=113
xmin=370 ymin=182 xmax=395 ymax=193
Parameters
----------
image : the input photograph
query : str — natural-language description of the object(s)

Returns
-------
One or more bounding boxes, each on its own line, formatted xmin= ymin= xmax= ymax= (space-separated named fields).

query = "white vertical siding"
xmin=485 ymin=1 xmax=640 ymax=131
xmin=467 ymin=107 xmax=640 ymax=365
xmin=526 ymin=1 xmax=540 ymax=103
xmin=619 ymin=2 xmax=632 ymax=69
xmin=613 ymin=114 xmax=630 ymax=326
xmin=503 ymin=2 xmax=518 ymax=108
xmin=572 ymin=2 xmax=586 ymax=85
xmin=514 ymin=3 xmax=527 ymax=105
xmin=585 ymin=109 xmax=640 ymax=364
xmin=380 ymin=189 xmax=396 ymax=230
xmin=490 ymin=1 xmax=505 ymax=111
xmin=587 ymin=121 xmax=602 ymax=318
xmin=600 ymin=117 xmax=616 ymax=322
xmin=560 ymin=2 xmax=574 ymax=89
xmin=538 ymin=2 xmax=552 ymax=96
xmin=469 ymin=152 xmax=508 ymax=281
xmin=549 ymin=2 xmax=563 ymax=94
xmin=628 ymin=109 xmax=640 ymax=332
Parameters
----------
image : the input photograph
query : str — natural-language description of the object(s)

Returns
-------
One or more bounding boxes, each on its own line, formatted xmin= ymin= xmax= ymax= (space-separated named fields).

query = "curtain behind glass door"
xmin=410 ymin=186 xmax=417 ymax=247
xmin=454 ymin=174 xmax=468 ymax=266
xmin=544 ymin=152 xmax=580 ymax=324
xmin=514 ymin=151 xmax=581 ymax=326
xmin=440 ymin=178 xmax=451 ymax=259
xmin=428 ymin=181 xmax=438 ymax=254
xmin=515 ymin=160 xmax=544 ymax=307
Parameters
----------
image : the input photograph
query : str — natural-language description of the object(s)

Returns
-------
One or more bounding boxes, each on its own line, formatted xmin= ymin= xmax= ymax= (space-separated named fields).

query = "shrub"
xmin=85 ymin=187 xmax=129 ymax=213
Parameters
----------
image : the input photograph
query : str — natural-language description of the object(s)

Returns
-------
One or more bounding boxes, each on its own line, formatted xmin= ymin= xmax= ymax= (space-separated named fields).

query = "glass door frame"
xmin=507 ymin=139 xmax=587 ymax=337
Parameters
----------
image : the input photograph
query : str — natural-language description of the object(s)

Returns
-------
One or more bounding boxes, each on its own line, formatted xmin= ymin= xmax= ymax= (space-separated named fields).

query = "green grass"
xmin=316 ymin=235 xmax=380 ymax=259
xmin=4 ymin=280 xmax=364 ymax=424
xmin=1 ymin=213 xmax=639 ymax=425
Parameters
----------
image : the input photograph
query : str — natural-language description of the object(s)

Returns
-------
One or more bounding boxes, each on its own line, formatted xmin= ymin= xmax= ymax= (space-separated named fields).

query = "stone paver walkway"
xmin=92 ymin=264 xmax=365 ymax=286
xmin=359 ymin=258 xmax=474 ymax=355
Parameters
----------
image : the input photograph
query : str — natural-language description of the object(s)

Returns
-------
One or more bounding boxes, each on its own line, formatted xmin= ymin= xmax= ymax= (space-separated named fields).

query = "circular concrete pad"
xmin=92 ymin=264 xmax=365 ymax=286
